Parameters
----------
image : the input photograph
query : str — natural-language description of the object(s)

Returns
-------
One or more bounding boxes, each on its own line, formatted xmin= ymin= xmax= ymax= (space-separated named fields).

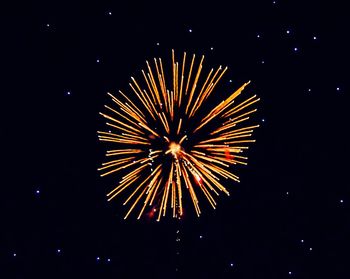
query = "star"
xmin=293 ymin=47 xmax=298 ymax=52
xmin=313 ymin=36 xmax=317 ymax=40
xmin=96 ymin=256 xmax=100 ymax=261
xmin=301 ymin=239 xmax=304 ymax=243
xmin=336 ymin=87 xmax=340 ymax=91
xmin=107 ymin=11 xmax=112 ymax=16
xmin=286 ymin=30 xmax=291 ymax=34
xmin=13 ymin=253 xmax=17 ymax=257
xmin=340 ymin=199 xmax=344 ymax=203
xmin=189 ymin=28 xmax=192 ymax=33
xmin=96 ymin=59 xmax=100 ymax=63
xmin=107 ymin=258 xmax=111 ymax=262
xmin=288 ymin=271 xmax=292 ymax=275
xmin=36 ymin=189 xmax=40 ymax=194
xmin=66 ymin=91 xmax=71 ymax=96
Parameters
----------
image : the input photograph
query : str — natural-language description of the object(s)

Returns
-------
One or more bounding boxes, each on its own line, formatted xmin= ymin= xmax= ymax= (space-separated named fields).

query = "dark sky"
xmin=3 ymin=0 xmax=349 ymax=278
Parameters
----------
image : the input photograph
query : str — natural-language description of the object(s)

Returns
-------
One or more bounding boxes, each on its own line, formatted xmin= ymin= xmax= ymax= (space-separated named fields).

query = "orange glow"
xmin=169 ymin=142 xmax=181 ymax=157
xmin=194 ymin=173 xmax=202 ymax=185
xmin=224 ymin=148 xmax=235 ymax=160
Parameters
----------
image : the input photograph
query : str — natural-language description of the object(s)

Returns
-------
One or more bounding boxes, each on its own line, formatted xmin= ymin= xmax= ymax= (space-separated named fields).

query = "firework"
xmin=98 ymin=50 xmax=260 ymax=221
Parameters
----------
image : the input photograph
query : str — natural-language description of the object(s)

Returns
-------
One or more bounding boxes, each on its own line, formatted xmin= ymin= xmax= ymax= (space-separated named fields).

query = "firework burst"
xmin=98 ymin=50 xmax=260 ymax=221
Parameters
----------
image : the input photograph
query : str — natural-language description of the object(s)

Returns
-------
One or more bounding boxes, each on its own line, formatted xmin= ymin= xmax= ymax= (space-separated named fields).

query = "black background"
xmin=3 ymin=0 xmax=349 ymax=278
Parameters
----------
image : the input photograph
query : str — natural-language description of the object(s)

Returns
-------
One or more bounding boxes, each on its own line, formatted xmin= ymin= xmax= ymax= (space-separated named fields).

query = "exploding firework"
xmin=98 ymin=50 xmax=260 ymax=221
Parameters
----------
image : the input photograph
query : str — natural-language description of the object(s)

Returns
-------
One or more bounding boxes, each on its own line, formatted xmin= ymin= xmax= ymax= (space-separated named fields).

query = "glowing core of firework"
xmin=168 ymin=142 xmax=181 ymax=157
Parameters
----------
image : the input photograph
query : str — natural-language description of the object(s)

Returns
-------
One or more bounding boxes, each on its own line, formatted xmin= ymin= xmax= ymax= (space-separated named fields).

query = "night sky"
xmin=3 ymin=0 xmax=349 ymax=278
